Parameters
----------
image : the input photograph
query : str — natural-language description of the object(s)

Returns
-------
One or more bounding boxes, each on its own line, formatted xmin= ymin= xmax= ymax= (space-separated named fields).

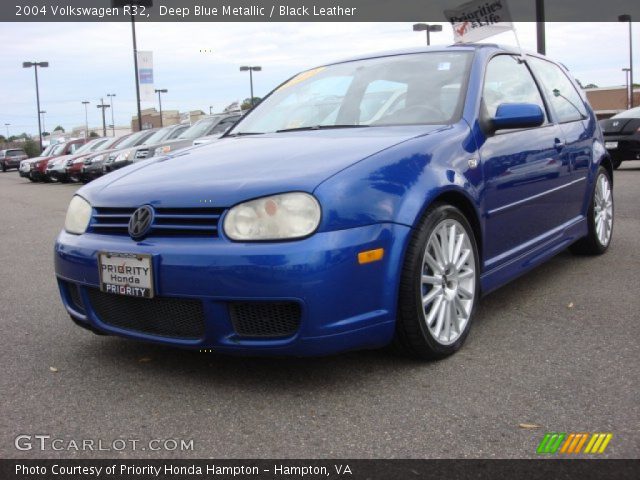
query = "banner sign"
xmin=444 ymin=0 xmax=514 ymax=43
xmin=136 ymin=50 xmax=154 ymax=102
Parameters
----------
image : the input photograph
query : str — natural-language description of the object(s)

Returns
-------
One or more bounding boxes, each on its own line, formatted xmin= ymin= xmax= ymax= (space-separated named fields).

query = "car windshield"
xmin=168 ymin=125 xmax=188 ymax=139
xmin=118 ymin=130 xmax=155 ymax=148
xmin=7 ymin=149 xmax=25 ymax=157
xmin=52 ymin=144 xmax=66 ymax=155
xmin=210 ymin=116 xmax=241 ymax=134
xmin=177 ymin=117 xmax=219 ymax=139
xmin=143 ymin=126 xmax=177 ymax=144
xmin=75 ymin=139 xmax=106 ymax=154
xmin=40 ymin=145 xmax=55 ymax=156
xmin=93 ymin=137 xmax=122 ymax=151
xmin=611 ymin=106 xmax=640 ymax=119
xmin=231 ymin=51 xmax=473 ymax=135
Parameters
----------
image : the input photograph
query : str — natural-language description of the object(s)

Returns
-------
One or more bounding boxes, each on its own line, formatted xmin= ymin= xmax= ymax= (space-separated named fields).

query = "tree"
xmin=53 ymin=125 xmax=65 ymax=132
xmin=0 ymin=135 xmax=6 ymax=143
xmin=241 ymin=97 xmax=262 ymax=110
xmin=584 ymin=83 xmax=598 ymax=89
xmin=575 ymin=78 xmax=584 ymax=89
xmin=23 ymin=139 xmax=41 ymax=158
xmin=89 ymin=131 xmax=99 ymax=138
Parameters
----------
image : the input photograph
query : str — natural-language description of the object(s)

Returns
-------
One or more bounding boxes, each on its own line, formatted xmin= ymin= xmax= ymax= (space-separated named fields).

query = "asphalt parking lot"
xmin=0 ymin=163 xmax=638 ymax=459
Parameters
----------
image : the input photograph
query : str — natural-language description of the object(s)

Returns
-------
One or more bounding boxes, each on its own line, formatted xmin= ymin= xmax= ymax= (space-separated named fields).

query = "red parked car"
xmin=26 ymin=139 xmax=87 ymax=182
xmin=45 ymin=137 xmax=119 ymax=183
xmin=0 ymin=148 xmax=28 ymax=172
xmin=64 ymin=133 xmax=137 ymax=182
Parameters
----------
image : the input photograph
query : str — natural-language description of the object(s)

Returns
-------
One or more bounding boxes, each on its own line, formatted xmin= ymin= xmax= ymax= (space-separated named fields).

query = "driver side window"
xmin=483 ymin=55 xmax=546 ymax=121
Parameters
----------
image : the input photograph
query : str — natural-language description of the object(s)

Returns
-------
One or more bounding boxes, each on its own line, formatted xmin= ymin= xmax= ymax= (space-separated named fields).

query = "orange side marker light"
xmin=358 ymin=248 xmax=384 ymax=264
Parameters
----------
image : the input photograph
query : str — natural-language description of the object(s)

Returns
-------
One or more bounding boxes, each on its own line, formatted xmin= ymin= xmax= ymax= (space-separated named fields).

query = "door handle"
xmin=554 ymin=138 xmax=565 ymax=150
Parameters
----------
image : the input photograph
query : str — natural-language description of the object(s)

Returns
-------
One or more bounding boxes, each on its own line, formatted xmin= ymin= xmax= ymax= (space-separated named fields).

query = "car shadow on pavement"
xmin=67 ymin=247 xmax=592 ymax=392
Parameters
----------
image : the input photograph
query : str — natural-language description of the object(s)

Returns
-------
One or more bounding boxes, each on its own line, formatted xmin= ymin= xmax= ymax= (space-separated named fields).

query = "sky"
xmin=0 ymin=21 xmax=637 ymax=136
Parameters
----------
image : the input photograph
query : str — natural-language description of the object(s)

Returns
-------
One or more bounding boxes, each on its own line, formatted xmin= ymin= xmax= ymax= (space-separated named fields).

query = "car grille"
xmin=134 ymin=149 xmax=150 ymax=159
xmin=87 ymin=288 xmax=205 ymax=339
xmin=89 ymin=206 xmax=225 ymax=237
xmin=229 ymin=302 xmax=302 ymax=338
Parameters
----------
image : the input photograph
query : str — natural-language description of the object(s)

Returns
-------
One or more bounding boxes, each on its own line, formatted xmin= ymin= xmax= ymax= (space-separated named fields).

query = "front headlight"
xmin=154 ymin=145 xmax=171 ymax=156
xmin=85 ymin=154 xmax=103 ymax=166
xmin=224 ymin=192 xmax=321 ymax=241
xmin=64 ymin=196 xmax=92 ymax=235
xmin=116 ymin=151 xmax=131 ymax=161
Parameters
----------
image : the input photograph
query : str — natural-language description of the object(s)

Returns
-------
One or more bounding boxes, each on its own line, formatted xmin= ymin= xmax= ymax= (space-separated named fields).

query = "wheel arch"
xmin=409 ymin=187 xmax=483 ymax=264
xmin=599 ymin=154 xmax=614 ymax=186
xmin=429 ymin=189 xmax=483 ymax=261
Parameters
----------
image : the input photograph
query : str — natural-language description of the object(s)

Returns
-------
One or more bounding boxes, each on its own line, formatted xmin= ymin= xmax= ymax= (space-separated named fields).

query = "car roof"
xmin=327 ymin=43 xmax=549 ymax=66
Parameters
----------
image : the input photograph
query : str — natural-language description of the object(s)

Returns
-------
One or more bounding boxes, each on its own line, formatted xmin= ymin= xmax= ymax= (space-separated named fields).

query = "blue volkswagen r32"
xmin=55 ymin=45 xmax=614 ymax=358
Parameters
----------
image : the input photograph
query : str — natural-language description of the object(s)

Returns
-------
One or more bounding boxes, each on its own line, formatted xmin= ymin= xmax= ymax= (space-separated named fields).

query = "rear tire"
xmin=1 ymin=162 xmax=6 ymax=172
xmin=570 ymin=166 xmax=613 ymax=255
xmin=393 ymin=203 xmax=480 ymax=360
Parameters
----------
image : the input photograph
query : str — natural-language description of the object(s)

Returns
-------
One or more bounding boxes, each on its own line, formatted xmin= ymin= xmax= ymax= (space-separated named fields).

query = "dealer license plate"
xmin=98 ymin=252 xmax=154 ymax=298
xmin=605 ymin=141 xmax=618 ymax=149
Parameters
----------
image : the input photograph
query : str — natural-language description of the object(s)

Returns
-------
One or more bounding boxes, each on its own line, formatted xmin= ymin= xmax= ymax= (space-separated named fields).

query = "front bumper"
xmin=54 ymin=223 xmax=410 ymax=356
xmin=104 ymin=160 xmax=132 ymax=172
xmin=81 ymin=163 xmax=106 ymax=180
xmin=603 ymin=135 xmax=640 ymax=160
xmin=46 ymin=166 xmax=68 ymax=180
xmin=3 ymin=160 xmax=21 ymax=169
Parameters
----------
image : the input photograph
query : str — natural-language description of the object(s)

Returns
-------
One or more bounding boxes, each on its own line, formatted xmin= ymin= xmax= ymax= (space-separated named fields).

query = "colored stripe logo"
xmin=537 ymin=433 xmax=612 ymax=454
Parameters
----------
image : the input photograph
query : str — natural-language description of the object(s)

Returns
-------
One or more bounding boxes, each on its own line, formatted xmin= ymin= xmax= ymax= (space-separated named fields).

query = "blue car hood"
xmin=83 ymin=126 xmax=442 ymax=207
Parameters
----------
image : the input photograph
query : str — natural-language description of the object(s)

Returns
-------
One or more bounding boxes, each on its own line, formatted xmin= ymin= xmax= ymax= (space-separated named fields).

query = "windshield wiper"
xmin=276 ymin=124 xmax=370 ymax=133
xmin=225 ymin=132 xmax=265 ymax=137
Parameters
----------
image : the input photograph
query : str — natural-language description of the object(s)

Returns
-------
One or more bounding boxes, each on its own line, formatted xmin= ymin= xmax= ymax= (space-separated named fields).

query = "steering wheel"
xmin=376 ymin=104 xmax=445 ymax=124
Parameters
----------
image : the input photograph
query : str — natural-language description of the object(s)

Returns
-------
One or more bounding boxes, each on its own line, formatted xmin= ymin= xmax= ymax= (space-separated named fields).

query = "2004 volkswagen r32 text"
xmin=54 ymin=45 xmax=614 ymax=359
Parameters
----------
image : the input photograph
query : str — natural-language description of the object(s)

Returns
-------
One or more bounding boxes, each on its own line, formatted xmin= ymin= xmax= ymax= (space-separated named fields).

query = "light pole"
xmin=111 ymin=1 xmax=153 ymax=131
xmin=155 ymin=89 xmax=167 ymax=127
xmin=619 ymin=14 xmax=634 ymax=108
xmin=4 ymin=123 xmax=10 ymax=138
xmin=209 ymin=106 xmax=213 ymax=115
xmin=39 ymin=110 xmax=46 ymax=140
xmin=107 ymin=93 xmax=116 ymax=136
xmin=82 ymin=101 xmax=90 ymax=139
xmin=22 ymin=61 xmax=49 ymax=151
xmin=536 ymin=0 xmax=546 ymax=55
xmin=412 ymin=23 xmax=443 ymax=46
xmin=240 ymin=66 xmax=261 ymax=107
xmin=623 ymin=67 xmax=631 ymax=109
xmin=96 ymin=98 xmax=110 ymax=137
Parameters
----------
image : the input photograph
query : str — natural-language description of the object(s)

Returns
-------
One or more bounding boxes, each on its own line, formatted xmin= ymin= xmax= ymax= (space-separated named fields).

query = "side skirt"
xmin=480 ymin=216 xmax=588 ymax=296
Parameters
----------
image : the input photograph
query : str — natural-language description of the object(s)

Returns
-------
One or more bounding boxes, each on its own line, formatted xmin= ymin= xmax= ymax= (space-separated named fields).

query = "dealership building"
xmin=585 ymin=86 xmax=640 ymax=119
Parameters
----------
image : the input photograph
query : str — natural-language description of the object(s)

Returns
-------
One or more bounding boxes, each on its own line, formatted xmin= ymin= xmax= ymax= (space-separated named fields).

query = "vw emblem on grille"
xmin=128 ymin=205 xmax=154 ymax=240
xmin=612 ymin=121 xmax=619 ymax=127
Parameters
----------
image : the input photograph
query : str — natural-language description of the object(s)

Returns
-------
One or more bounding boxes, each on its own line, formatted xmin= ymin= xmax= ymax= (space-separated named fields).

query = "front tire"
xmin=393 ymin=203 xmax=480 ymax=359
xmin=570 ymin=166 xmax=613 ymax=255
xmin=612 ymin=158 xmax=622 ymax=170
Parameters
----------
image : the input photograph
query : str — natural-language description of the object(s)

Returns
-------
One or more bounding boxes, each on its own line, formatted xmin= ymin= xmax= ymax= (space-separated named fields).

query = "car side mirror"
xmin=491 ymin=103 xmax=544 ymax=131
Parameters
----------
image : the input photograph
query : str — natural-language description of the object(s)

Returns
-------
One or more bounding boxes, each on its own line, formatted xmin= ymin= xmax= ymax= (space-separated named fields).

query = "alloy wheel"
xmin=420 ymin=219 xmax=476 ymax=345
xmin=594 ymin=173 xmax=613 ymax=247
